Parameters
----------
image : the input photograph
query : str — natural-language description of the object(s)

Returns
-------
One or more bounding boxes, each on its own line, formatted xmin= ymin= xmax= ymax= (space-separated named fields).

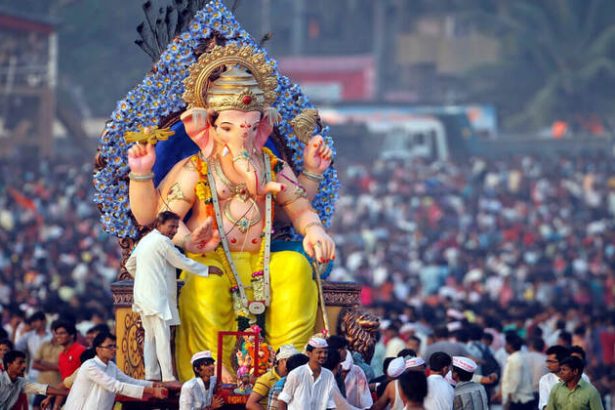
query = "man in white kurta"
xmin=278 ymin=337 xmax=336 ymax=410
xmin=424 ymin=352 xmax=454 ymax=410
xmin=63 ymin=333 xmax=167 ymax=410
xmin=341 ymin=350 xmax=373 ymax=409
xmin=125 ymin=211 xmax=214 ymax=382
xmin=179 ymin=350 xmax=223 ymax=410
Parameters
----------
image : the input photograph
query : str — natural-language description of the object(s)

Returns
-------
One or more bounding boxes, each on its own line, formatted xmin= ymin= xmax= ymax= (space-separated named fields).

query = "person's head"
xmin=404 ymin=356 xmax=426 ymax=372
xmin=429 ymin=352 xmax=452 ymax=375
xmin=3 ymin=350 xmax=26 ymax=378
xmin=326 ymin=335 xmax=348 ymax=361
xmin=505 ymin=334 xmax=523 ymax=354
xmin=452 ymin=366 xmax=473 ymax=382
xmin=191 ymin=351 xmax=216 ymax=379
xmin=28 ymin=311 xmax=46 ymax=332
xmin=382 ymin=357 xmax=394 ymax=376
xmin=285 ymin=353 xmax=309 ymax=374
xmin=434 ymin=326 xmax=449 ymax=340
xmin=454 ymin=329 xmax=469 ymax=344
xmin=558 ymin=356 xmax=584 ymax=384
xmin=398 ymin=369 xmax=428 ymax=404
xmin=387 ymin=356 xmax=406 ymax=379
xmin=275 ymin=344 xmax=299 ymax=376
xmin=545 ymin=345 xmax=570 ymax=374
xmin=306 ymin=337 xmax=328 ymax=368
xmin=93 ymin=333 xmax=117 ymax=362
xmin=155 ymin=211 xmax=180 ymax=239
xmin=397 ymin=348 xmax=417 ymax=359
xmin=407 ymin=335 xmax=421 ymax=353
xmin=451 ymin=356 xmax=477 ymax=382
xmin=557 ymin=330 xmax=572 ymax=347
xmin=529 ymin=337 xmax=545 ymax=353
xmin=0 ymin=339 xmax=13 ymax=362
xmin=569 ymin=345 xmax=586 ymax=361
xmin=80 ymin=348 xmax=96 ymax=363
xmin=481 ymin=332 xmax=494 ymax=347
xmin=384 ymin=324 xmax=400 ymax=339
xmin=52 ymin=320 xmax=77 ymax=347
xmin=468 ymin=324 xmax=484 ymax=342
xmin=85 ymin=323 xmax=111 ymax=348
xmin=323 ymin=347 xmax=342 ymax=375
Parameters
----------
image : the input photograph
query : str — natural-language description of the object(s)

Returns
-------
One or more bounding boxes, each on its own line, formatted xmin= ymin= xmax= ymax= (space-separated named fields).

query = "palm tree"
xmin=465 ymin=0 xmax=615 ymax=131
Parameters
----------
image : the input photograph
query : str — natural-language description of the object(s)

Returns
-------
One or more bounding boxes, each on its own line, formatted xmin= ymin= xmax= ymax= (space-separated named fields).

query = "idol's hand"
xmin=303 ymin=225 xmax=336 ymax=264
xmin=303 ymin=135 xmax=332 ymax=175
xmin=127 ymin=142 xmax=156 ymax=174
xmin=182 ymin=217 xmax=220 ymax=253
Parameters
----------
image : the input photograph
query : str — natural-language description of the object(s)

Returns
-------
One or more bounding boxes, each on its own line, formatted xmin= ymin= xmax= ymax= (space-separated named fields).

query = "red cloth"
xmin=11 ymin=393 xmax=28 ymax=410
xmin=58 ymin=342 xmax=86 ymax=380
xmin=599 ymin=330 xmax=615 ymax=365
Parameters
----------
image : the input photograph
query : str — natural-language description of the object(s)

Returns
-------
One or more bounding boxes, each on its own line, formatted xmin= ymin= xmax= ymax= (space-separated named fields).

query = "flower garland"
xmin=192 ymin=149 xmax=278 ymax=319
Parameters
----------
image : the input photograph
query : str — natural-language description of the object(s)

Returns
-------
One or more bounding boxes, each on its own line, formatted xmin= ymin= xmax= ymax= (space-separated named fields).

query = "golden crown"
xmin=183 ymin=44 xmax=278 ymax=112
xmin=205 ymin=65 xmax=265 ymax=112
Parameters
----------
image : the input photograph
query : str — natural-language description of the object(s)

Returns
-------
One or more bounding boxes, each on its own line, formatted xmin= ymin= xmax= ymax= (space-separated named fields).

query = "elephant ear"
xmin=255 ymin=107 xmax=281 ymax=149
xmin=180 ymin=109 xmax=215 ymax=158
xmin=190 ymin=128 xmax=214 ymax=157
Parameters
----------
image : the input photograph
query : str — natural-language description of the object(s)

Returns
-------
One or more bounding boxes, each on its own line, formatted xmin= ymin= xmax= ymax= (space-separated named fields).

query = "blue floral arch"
xmin=93 ymin=0 xmax=339 ymax=240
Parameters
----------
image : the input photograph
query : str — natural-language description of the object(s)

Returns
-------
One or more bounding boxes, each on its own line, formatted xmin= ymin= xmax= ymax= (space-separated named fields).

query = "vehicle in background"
xmin=322 ymin=104 xmax=612 ymax=161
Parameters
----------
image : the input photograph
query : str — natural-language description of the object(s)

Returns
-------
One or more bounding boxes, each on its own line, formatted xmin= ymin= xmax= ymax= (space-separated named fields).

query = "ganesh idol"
xmin=125 ymin=44 xmax=335 ymax=381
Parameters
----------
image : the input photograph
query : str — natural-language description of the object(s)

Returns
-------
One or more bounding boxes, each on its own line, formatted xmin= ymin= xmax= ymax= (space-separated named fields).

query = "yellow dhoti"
xmin=175 ymin=250 xmax=317 ymax=381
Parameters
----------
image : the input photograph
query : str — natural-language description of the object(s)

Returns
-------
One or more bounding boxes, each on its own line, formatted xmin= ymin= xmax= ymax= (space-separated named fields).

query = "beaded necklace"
xmin=192 ymin=149 xmax=278 ymax=319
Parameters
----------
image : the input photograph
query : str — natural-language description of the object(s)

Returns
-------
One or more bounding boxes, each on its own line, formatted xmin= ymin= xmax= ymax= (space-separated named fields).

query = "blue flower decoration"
xmin=94 ymin=0 xmax=339 ymax=239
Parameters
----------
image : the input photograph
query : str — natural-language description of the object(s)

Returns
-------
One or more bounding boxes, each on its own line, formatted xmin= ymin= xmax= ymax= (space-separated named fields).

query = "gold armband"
xmin=279 ymin=185 xmax=308 ymax=207
xmin=129 ymin=172 xmax=154 ymax=182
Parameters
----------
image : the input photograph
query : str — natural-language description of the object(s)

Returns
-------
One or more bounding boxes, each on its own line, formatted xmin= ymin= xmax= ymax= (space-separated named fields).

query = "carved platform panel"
xmin=111 ymin=279 xmax=362 ymax=378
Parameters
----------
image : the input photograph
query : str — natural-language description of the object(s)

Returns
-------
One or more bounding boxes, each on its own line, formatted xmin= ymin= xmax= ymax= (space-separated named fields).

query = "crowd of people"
xmin=0 ymin=157 xmax=118 ymax=340
xmin=2 ymin=151 xmax=615 ymax=407
xmin=329 ymin=153 xmax=615 ymax=407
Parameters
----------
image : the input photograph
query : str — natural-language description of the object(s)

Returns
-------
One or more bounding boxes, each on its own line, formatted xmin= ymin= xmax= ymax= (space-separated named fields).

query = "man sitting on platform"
xmin=179 ymin=350 xmax=223 ymax=410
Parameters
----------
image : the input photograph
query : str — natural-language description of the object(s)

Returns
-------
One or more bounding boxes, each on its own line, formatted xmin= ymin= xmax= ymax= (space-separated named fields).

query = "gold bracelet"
xmin=302 ymin=221 xmax=322 ymax=236
xmin=302 ymin=169 xmax=324 ymax=183
xmin=129 ymin=172 xmax=154 ymax=181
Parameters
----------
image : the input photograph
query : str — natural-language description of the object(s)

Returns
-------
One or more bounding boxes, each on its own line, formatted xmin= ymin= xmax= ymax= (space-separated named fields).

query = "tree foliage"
xmin=464 ymin=0 xmax=615 ymax=130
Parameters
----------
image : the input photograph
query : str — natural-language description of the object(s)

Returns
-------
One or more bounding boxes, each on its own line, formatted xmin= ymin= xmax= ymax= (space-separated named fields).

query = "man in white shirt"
xmin=340 ymin=349 xmax=373 ymax=409
xmin=526 ymin=337 xmax=547 ymax=400
xmin=125 ymin=211 xmax=220 ymax=382
xmin=14 ymin=311 xmax=50 ymax=384
xmin=424 ymin=352 xmax=454 ymax=410
xmin=384 ymin=325 xmax=406 ymax=358
xmin=0 ymin=350 xmax=66 ymax=409
xmin=501 ymin=335 xmax=535 ymax=410
xmin=63 ymin=333 xmax=167 ymax=410
xmin=278 ymin=337 xmax=336 ymax=409
xmin=179 ymin=350 xmax=224 ymax=410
